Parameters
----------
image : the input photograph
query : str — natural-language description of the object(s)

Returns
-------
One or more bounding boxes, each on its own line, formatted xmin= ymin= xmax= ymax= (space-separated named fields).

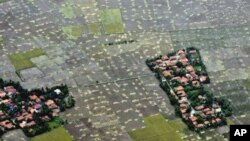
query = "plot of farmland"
xmin=8 ymin=48 xmax=45 ymax=72
xmin=129 ymin=114 xmax=185 ymax=141
xmin=100 ymin=9 xmax=124 ymax=34
xmin=59 ymin=4 xmax=76 ymax=19
xmin=88 ymin=23 xmax=101 ymax=36
xmin=62 ymin=25 xmax=84 ymax=40
xmin=31 ymin=127 xmax=73 ymax=141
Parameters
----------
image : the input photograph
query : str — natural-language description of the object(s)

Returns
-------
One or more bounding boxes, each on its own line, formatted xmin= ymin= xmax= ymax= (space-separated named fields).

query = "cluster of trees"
xmin=216 ymin=98 xmax=233 ymax=117
xmin=23 ymin=120 xmax=49 ymax=137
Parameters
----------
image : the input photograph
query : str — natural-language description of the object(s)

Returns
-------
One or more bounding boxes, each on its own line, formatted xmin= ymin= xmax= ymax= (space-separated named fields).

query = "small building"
xmin=178 ymin=97 xmax=188 ymax=104
xmin=29 ymin=95 xmax=38 ymax=101
xmin=2 ymin=99 xmax=11 ymax=105
xmin=189 ymin=116 xmax=197 ymax=122
xmin=215 ymin=118 xmax=222 ymax=123
xmin=181 ymin=58 xmax=188 ymax=65
xmin=203 ymin=108 xmax=210 ymax=113
xmin=163 ymin=70 xmax=172 ymax=77
xmin=169 ymin=56 xmax=178 ymax=61
xmin=186 ymin=65 xmax=194 ymax=72
xmin=161 ymin=55 xmax=169 ymax=60
xmin=189 ymin=50 xmax=197 ymax=54
xmin=54 ymin=89 xmax=62 ymax=95
xmin=180 ymin=104 xmax=187 ymax=108
xmin=177 ymin=91 xmax=186 ymax=97
xmin=195 ymin=105 xmax=204 ymax=111
xmin=192 ymin=81 xmax=200 ymax=87
xmin=19 ymin=121 xmax=27 ymax=128
xmin=0 ymin=120 xmax=14 ymax=129
xmin=26 ymin=121 xmax=36 ymax=127
xmin=0 ymin=91 xmax=6 ymax=98
xmin=196 ymin=124 xmax=204 ymax=128
xmin=180 ymin=77 xmax=189 ymax=85
xmin=177 ymin=50 xmax=185 ymax=55
xmin=4 ymin=86 xmax=17 ymax=95
xmin=215 ymin=108 xmax=222 ymax=113
xmin=34 ymin=104 xmax=42 ymax=110
xmin=181 ymin=108 xmax=187 ymax=113
xmin=198 ymin=95 xmax=204 ymax=100
xmin=204 ymin=121 xmax=210 ymax=125
xmin=206 ymin=110 xmax=214 ymax=115
xmin=46 ymin=99 xmax=55 ymax=106
xmin=175 ymin=86 xmax=184 ymax=92
xmin=199 ymin=75 xmax=207 ymax=82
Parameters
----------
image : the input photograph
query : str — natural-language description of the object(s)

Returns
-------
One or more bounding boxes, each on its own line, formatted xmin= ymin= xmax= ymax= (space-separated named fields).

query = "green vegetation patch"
xmin=48 ymin=117 xmax=65 ymax=129
xmin=59 ymin=4 xmax=75 ymax=19
xmin=8 ymin=48 xmax=45 ymax=72
xmin=129 ymin=114 xmax=184 ymax=141
xmin=0 ymin=0 xmax=8 ymax=3
xmin=100 ymin=9 xmax=124 ymax=34
xmin=226 ymin=117 xmax=234 ymax=125
xmin=165 ymin=118 xmax=187 ymax=131
xmin=62 ymin=25 xmax=83 ymax=40
xmin=88 ymin=23 xmax=101 ymax=36
xmin=31 ymin=127 xmax=73 ymax=141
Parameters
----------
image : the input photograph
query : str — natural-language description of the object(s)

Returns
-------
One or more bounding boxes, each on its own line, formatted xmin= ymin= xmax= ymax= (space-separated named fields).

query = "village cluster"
xmin=147 ymin=47 xmax=232 ymax=131
xmin=0 ymin=79 xmax=75 ymax=136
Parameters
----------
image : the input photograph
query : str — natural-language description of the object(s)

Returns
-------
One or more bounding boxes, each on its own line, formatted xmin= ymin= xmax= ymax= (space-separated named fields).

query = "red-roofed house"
xmin=0 ymin=120 xmax=14 ymax=129
xmin=186 ymin=65 xmax=194 ymax=72
xmin=29 ymin=95 xmax=38 ymax=101
xmin=180 ymin=77 xmax=189 ymax=85
xmin=203 ymin=108 xmax=210 ymax=113
xmin=195 ymin=105 xmax=204 ymax=110
xmin=175 ymin=86 xmax=184 ymax=91
xmin=206 ymin=110 xmax=214 ymax=115
xmin=2 ymin=99 xmax=11 ymax=105
xmin=170 ymin=56 xmax=177 ymax=61
xmin=177 ymin=91 xmax=186 ymax=97
xmin=196 ymin=124 xmax=204 ymax=128
xmin=215 ymin=118 xmax=221 ymax=123
xmin=0 ymin=91 xmax=6 ymax=98
xmin=46 ymin=99 xmax=55 ymax=106
xmin=181 ymin=108 xmax=187 ymax=113
xmin=27 ymin=121 xmax=36 ymax=127
xmin=189 ymin=116 xmax=197 ymax=122
xmin=163 ymin=70 xmax=172 ymax=77
xmin=4 ymin=86 xmax=17 ymax=94
xmin=161 ymin=55 xmax=169 ymax=60
xmin=181 ymin=58 xmax=188 ymax=65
